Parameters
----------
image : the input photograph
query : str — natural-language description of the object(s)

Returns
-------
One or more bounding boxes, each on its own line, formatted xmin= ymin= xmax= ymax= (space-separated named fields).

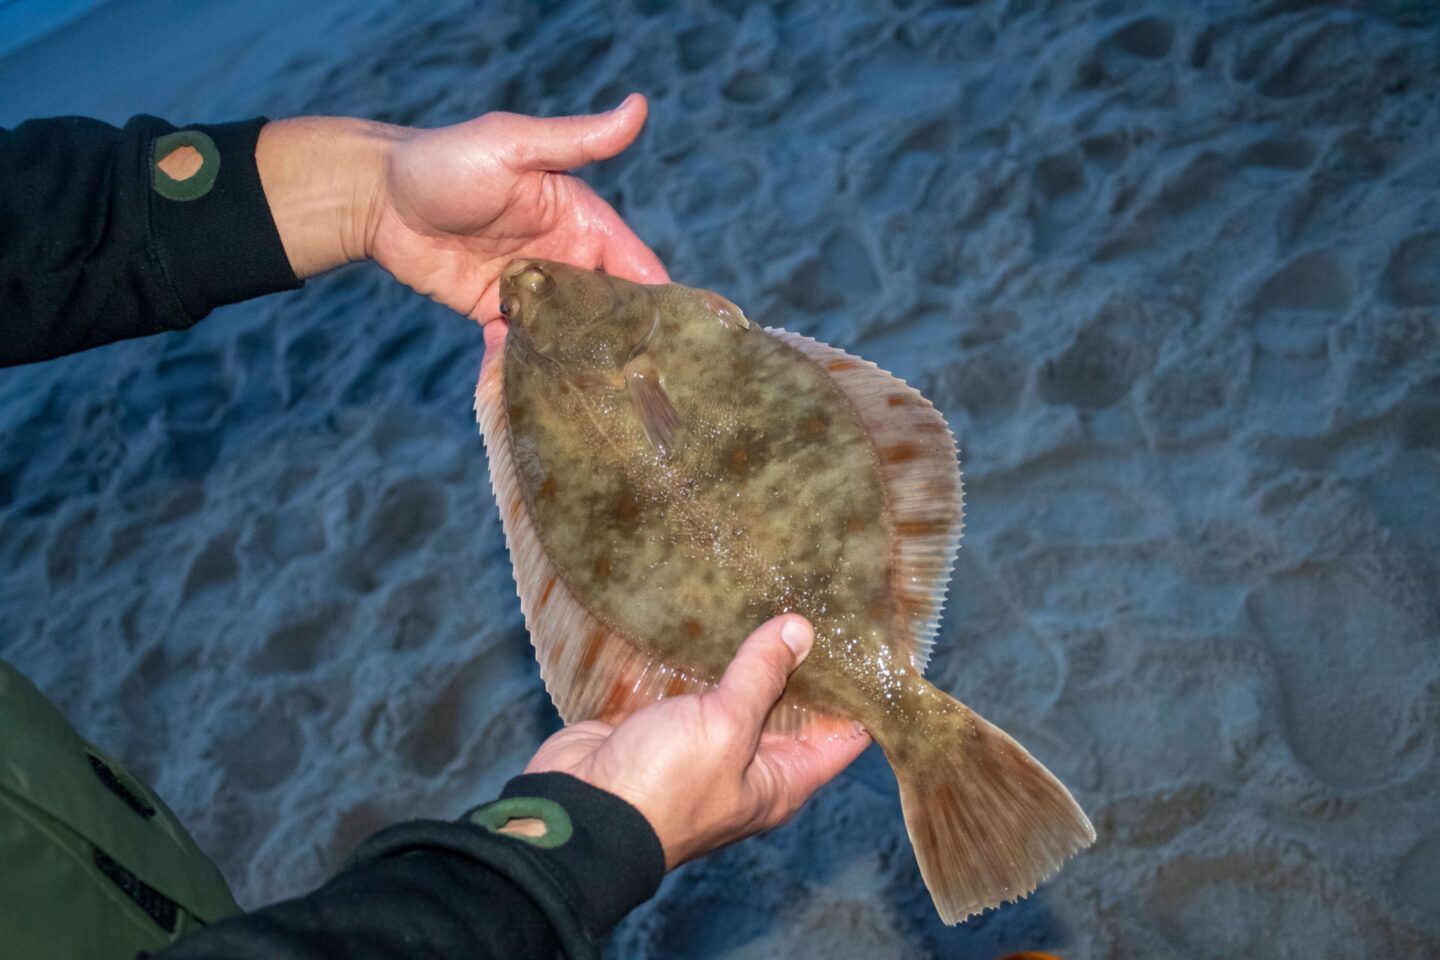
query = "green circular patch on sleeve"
xmin=468 ymin=796 xmax=573 ymax=849
xmin=151 ymin=130 xmax=221 ymax=202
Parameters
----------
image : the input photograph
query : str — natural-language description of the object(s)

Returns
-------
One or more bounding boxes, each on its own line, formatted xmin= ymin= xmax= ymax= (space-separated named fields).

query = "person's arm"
xmin=0 ymin=115 xmax=301 ymax=366
xmin=153 ymin=774 xmax=664 ymax=960
xmin=153 ymin=617 xmax=869 ymax=959
xmin=0 ymin=96 xmax=666 ymax=369
xmin=253 ymin=93 xmax=668 ymax=318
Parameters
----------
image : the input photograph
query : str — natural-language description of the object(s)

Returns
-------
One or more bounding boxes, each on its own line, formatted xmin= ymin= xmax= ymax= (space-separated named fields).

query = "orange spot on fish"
xmin=804 ymin=416 xmax=826 ymax=437
xmin=600 ymin=677 xmax=632 ymax=720
xmin=896 ymin=518 xmax=951 ymax=538
xmin=539 ymin=476 xmax=557 ymax=501
xmin=887 ymin=394 xmax=909 ymax=406
xmin=845 ymin=514 xmax=868 ymax=534
xmin=593 ymin=554 xmax=612 ymax=580
xmin=540 ymin=576 xmax=557 ymax=607
xmin=664 ymin=673 xmax=689 ymax=698
xmin=580 ymin=629 xmax=605 ymax=671
xmin=827 ymin=359 xmax=857 ymax=372
xmin=883 ymin=443 xmax=917 ymax=463
xmin=681 ymin=619 xmax=704 ymax=639
xmin=899 ymin=590 xmax=931 ymax=621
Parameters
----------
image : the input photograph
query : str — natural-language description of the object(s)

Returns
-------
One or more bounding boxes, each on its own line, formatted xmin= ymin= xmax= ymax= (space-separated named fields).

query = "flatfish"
xmin=475 ymin=259 xmax=1094 ymax=923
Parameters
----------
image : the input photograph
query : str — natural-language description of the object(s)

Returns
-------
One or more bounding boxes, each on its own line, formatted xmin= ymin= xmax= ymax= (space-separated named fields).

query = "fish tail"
xmin=876 ymin=691 xmax=1096 ymax=925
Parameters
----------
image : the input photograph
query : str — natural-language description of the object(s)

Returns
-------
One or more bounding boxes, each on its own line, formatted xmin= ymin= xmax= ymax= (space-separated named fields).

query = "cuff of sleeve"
xmin=127 ymin=115 xmax=302 ymax=325
xmin=348 ymin=774 xmax=663 ymax=959
xmin=493 ymin=773 xmax=666 ymax=934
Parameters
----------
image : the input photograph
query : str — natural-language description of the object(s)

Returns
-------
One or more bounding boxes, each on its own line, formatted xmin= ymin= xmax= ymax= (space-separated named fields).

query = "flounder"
xmin=475 ymin=259 xmax=1095 ymax=923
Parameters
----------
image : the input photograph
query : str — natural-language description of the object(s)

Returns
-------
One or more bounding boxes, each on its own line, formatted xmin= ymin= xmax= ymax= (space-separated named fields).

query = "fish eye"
xmin=499 ymin=300 xmax=511 ymax=317
xmin=518 ymin=266 xmax=550 ymax=294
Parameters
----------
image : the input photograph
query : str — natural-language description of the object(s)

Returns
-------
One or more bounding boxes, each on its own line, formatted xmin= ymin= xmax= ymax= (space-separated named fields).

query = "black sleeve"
xmin=0 ymin=114 xmax=302 ymax=367
xmin=152 ymin=773 xmax=667 ymax=960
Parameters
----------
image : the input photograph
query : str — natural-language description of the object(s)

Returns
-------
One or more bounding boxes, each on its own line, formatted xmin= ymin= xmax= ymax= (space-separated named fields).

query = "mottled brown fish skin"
xmin=494 ymin=259 xmax=1095 ymax=924
xmin=501 ymin=260 xmax=936 ymax=741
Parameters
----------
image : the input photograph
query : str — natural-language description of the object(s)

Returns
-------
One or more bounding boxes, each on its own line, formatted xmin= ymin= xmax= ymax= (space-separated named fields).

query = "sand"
xmin=2 ymin=0 xmax=1438 ymax=956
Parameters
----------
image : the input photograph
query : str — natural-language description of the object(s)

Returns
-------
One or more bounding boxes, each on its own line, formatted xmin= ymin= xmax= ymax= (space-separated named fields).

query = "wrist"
xmin=255 ymin=117 xmax=403 ymax=279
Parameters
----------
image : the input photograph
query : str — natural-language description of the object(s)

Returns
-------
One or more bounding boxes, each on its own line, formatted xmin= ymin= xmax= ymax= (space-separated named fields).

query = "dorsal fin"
xmin=768 ymin=328 xmax=963 ymax=674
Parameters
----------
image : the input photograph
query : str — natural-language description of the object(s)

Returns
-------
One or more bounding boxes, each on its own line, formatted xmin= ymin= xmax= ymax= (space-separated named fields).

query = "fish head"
xmin=499 ymin=258 xmax=654 ymax=371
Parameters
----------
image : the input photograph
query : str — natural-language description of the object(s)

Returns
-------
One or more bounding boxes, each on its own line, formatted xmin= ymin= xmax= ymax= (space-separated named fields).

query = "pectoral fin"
xmin=625 ymin=356 xmax=681 ymax=452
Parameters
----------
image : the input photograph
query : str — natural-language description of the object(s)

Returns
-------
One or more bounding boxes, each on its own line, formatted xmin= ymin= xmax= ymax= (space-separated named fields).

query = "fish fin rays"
xmin=762 ymin=699 xmax=862 ymax=740
xmin=877 ymin=702 xmax=1096 ymax=925
xmin=624 ymin=356 xmax=682 ymax=453
xmin=478 ymin=356 xmax=711 ymax=724
xmin=697 ymin=289 xmax=750 ymax=330
xmin=767 ymin=328 xmax=964 ymax=674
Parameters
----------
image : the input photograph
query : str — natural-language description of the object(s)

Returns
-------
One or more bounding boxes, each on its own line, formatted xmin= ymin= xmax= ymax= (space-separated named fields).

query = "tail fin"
xmin=880 ymin=702 xmax=1096 ymax=925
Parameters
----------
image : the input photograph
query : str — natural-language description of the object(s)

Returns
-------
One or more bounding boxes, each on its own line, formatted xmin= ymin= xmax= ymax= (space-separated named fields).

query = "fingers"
xmin=479 ymin=316 xmax=507 ymax=370
xmin=712 ymin=615 xmax=813 ymax=746
xmin=506 ymin=93 xmax=649 ymax=173
xmin=755 ymin=726 xmax=872 ymax=825
xmin=601 ymin=228 xmax=670 ymax=285
xmin=572 ymin=182 xmax=669 ymax=284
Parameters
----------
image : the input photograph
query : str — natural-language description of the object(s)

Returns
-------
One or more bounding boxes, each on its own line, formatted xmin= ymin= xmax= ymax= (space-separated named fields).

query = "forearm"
xmin=254 ymin=116 xmax=401 ymax=280
xmin=153 ymin=773 xmax=665 ymax=960
xmin=0 ymin=115 xmax=300 ymax=366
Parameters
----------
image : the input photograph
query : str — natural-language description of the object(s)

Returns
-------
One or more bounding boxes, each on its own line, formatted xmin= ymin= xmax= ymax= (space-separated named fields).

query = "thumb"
xmin=713 ymin=615 xmax=814 ymax=744
xmin=505 ymin=93 xmax=648 ymax=172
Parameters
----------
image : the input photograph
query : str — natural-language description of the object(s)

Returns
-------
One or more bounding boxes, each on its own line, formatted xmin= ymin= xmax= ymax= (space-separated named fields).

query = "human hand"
xmin=256 ymin=94 xmax=667 ymax=321
xmin=521 ymin=616 xmax=872 ymax=870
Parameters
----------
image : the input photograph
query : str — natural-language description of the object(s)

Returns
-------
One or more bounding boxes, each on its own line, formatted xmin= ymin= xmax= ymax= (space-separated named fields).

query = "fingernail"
xmin=781 ymin=619 xmax=813 ymax=665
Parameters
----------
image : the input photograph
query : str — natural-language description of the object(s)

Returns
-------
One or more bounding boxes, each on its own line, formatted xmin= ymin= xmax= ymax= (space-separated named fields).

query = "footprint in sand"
xmin=1038 ymin=296 xmax=1174 ymax=411
xmin=251 ymin=606 xmax=345 ymax=674
xmin=1238 ymin=137 xmax=1317 ymax=171
xmin=341 ymin=322 xmax=434 ymax=407
xmin=1073 ymin=15 xmax=1177 ymax=98
xmin=1146 ymin=842 xmax=1411 ymax=955
xmin=1381 ymin=230 xmax=1440 ymax=307
xmin=215 ymin=706 xmax=305 ymax=794
xmin=340 ymin=477 xmax=449 ymax=593
xmin=1395 ymin=828 xmax=1440 ymax=926
xmin=1244 ymin=250 xmax=1351 ymax=430
xmin=249 ymin=505 xmax=326 ymax=568
xmin=395 ymin=646 xmax=542 ymax=778
xmin=1245 ymin=561 xmax=1433 ymax=794
xmin=676 ymin=19 xmax=731 ymax=73
xmin=1107 ymin=16 xmax=1175 ymax=61
xmin=181 ymin=531 xmax=239 ymax=605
